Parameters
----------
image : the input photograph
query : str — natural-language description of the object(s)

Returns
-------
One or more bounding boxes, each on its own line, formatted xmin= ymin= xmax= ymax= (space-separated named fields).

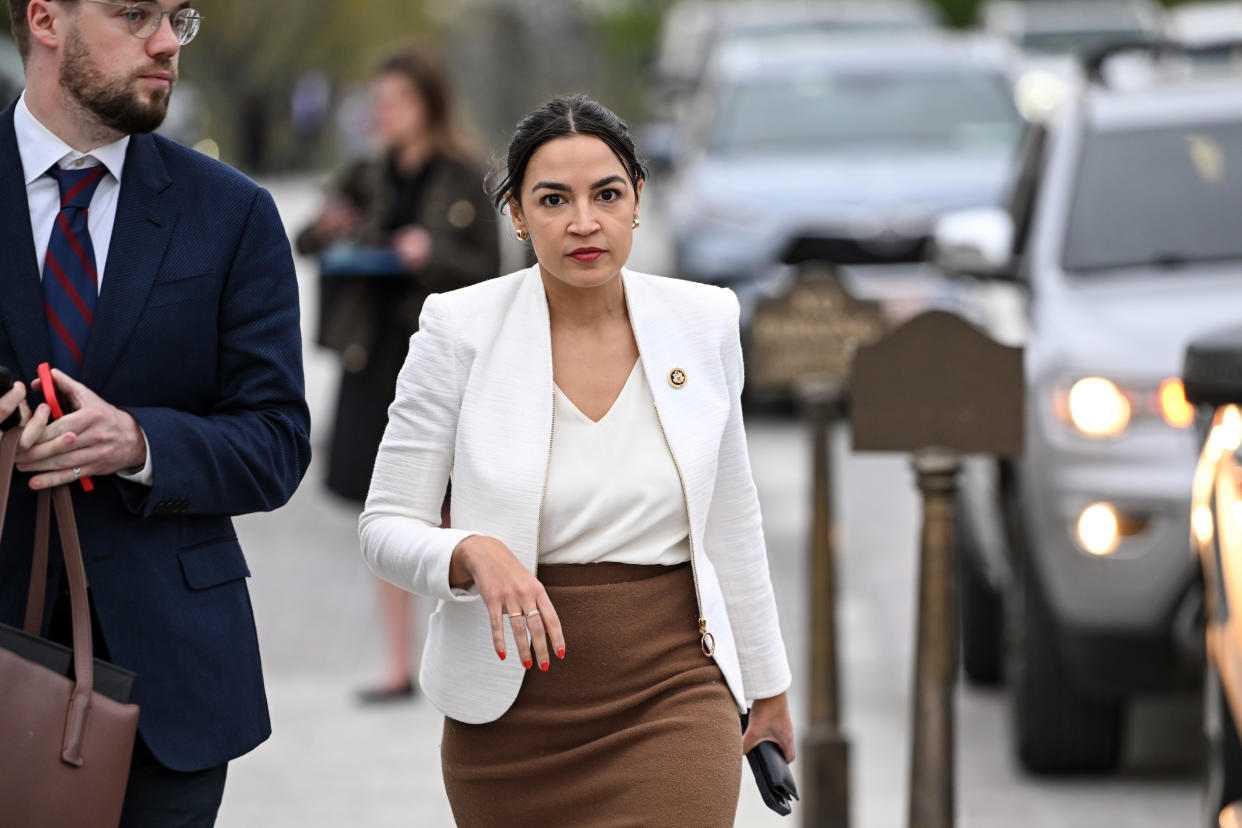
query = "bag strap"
xmin=24 ymin=491 xmax=50 ymax=634
xmin=0 ymin=430 xmax=18 ymax=539
xmin=0 ymin=430 xmax=52 ymax=635
xmin=0 ymin=431 xmax=97 ymax=764
xmin=48 ymin=484 xmax=95 ymax=766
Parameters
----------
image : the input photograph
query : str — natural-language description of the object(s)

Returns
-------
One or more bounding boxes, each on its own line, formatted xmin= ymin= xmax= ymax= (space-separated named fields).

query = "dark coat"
xmin=297 ymin=154 xmax=501 ymax=360
xmin=0 ymin=103 xmax=312 ymax=771
xmin=297 ymin=153 xmax=500 ymax=501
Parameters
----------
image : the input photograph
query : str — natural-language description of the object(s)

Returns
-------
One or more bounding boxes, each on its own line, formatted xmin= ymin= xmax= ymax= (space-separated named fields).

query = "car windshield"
xmin=710 ymin=70 xmax=1022 ymax=154
xmin=1019 ymin=28 xmax=1152 ymax=54
xmin=1065 ymin=121 xmax=1242 ymax=273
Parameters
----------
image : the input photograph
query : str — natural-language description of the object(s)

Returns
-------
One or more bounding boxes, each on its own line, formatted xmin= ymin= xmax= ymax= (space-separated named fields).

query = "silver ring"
xmin=525 ymin=609 xmax=541 ymax=619
xmin=72 ymin=466 xmax=82 ymax=481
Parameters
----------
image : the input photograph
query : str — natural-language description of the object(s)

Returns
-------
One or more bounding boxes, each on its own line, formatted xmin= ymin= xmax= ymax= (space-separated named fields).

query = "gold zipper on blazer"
xmin=652 ymin=400 xmax=714 ymax=659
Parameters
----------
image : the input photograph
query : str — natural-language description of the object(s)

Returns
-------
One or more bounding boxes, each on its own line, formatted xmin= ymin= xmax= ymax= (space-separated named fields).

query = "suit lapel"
xmin=625 ymin=270 xmax=730 ymax=533
xmin=625 ymin=270 xmax=700 ymax=443
xmin=81 ymin=132 xmax=176 ymax=390
xmin=0 ymin=105 xmax=53 ymax=381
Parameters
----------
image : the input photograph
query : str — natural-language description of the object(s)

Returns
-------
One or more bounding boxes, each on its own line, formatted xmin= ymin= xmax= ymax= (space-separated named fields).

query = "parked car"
xmin=0 ymin=33 xmax=23 ymax=108
xmin=1185 ymin=325 xmax=1242 ymax=826
xmin=1167 ymin=1 xmax=1242 ymax=73
xmin=665 ymin=32 xmax=1026 ymax=329
xmin=935 ymin=44 xmax=1242 ymax=773
xmin=654 ymin=0 xmax=943 ymax=109
xmin=982 ymin=0 xmax=1165 ymax=56
xmin=1168 ymin=1 xmax=1242 ymax=48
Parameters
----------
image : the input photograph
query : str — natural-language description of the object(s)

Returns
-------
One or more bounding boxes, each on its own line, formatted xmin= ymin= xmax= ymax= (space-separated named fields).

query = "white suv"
xmin=936 ymin=47 xmax=1242 ymax=772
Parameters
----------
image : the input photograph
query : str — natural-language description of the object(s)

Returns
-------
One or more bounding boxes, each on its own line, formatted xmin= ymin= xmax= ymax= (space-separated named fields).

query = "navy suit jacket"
xmin=0 ymin=103 xmax=312 ymax=772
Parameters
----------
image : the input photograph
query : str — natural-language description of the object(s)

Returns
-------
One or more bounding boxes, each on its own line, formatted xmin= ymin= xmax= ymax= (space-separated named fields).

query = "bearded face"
xmin=59 ymin=24 xmax=175 ymax=135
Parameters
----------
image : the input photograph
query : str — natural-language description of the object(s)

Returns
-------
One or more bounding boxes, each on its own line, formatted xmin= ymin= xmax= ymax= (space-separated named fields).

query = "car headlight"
xmin=1077 ymin=503 xmax=1120 ymax=555
xmin=1220 ymin=405 xmax=1242 ymax=453
xmin=1158 ymin=378 xmax=1194 ymax=429
xmin=1014 ymin=69 xmax=1069 ymax=124
xmin=1067 ymin=377 xmax=1131 ymax=437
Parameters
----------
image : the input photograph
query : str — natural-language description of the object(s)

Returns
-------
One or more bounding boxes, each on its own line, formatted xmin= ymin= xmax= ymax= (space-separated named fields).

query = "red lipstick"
xmin=569 ymin=247 xmax=604 ymax=263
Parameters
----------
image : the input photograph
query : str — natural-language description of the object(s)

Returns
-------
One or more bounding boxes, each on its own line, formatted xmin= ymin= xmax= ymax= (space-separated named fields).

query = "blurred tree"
xmin=592 ymin=0 xmax=666 ymax=124
xmin=182 ymin=0 xmax=433 ymax=170
xmin=928 ymin=0 xmax=1199 ymax=27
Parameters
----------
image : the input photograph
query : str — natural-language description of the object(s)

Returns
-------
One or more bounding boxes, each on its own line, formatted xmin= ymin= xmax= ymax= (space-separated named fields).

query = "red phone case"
xmin=37 ymin=363 xmax=93 ymax=492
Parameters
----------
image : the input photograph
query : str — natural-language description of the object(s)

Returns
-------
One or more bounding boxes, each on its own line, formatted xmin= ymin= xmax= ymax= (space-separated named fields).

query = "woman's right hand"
xmin=450 ymin=535 xmax=566 ymax=672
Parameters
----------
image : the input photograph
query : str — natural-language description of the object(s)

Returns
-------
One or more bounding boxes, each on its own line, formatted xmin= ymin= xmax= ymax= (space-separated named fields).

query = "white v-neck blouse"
xmin=540 ymin=358 xmax=692 ymax=566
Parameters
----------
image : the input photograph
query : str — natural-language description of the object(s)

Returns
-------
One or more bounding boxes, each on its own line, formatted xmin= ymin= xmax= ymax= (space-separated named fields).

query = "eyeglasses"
xmin=81 ymin=1 xmax=203 ymax=45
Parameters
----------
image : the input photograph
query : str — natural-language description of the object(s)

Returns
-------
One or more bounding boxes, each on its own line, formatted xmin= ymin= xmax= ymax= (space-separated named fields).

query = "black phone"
xmin=0 ymin=366 xmax=20 ymax=431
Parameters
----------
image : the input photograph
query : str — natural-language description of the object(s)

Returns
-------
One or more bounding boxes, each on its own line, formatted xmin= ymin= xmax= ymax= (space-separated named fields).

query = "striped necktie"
xmin=43 ymin=164 xmax=106 ymax=376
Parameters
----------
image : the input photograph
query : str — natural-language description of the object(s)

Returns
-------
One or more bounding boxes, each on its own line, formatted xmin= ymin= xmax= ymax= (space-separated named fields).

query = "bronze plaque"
xmin=850 ymin=310 xmax=1024 ymax=455
xmin=747 ymin=265 xmax=886 ymax=394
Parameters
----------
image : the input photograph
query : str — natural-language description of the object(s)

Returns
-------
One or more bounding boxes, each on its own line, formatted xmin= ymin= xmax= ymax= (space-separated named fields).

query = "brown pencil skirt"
xmin=441 ymin=562 xmax=743 ymax=828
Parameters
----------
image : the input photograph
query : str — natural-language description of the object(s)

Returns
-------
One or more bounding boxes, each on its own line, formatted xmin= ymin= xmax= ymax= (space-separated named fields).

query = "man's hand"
xmin=17 ymin=368 xmax=147 ymax=489
xmin=0 ymin=379 xmax=31 ymax=433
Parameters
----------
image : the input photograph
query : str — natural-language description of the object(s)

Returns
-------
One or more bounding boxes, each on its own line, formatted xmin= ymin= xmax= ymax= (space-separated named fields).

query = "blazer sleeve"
xmin=358 ymin=293 xmax=481 ymax=603
xmin=703 ymin=288 xmax=793 ymax=701
xmin=119 ymin=187 xmax=311 ymax=517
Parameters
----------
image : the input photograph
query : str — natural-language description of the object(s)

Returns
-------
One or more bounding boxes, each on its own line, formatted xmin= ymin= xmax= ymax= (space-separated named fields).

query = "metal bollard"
xmin=799 ymin=380 xmax=850 ymax=828
xmin=849 ymin=310 xmax=1023 ymax=828
xmin=907 ymin=448 xmax=962 ymax=828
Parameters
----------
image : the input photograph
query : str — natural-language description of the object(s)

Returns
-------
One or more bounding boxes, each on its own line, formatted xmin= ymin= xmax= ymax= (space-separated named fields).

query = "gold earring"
xmin=632 ymin=218 xmax=641 ymax=230
xmin=515 ymin=228 xmax=529 ymax=241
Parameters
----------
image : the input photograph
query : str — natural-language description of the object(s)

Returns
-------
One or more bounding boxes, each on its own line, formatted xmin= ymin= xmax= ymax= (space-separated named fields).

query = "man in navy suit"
xmin=0 ymin=1 xmax=311 ymax=824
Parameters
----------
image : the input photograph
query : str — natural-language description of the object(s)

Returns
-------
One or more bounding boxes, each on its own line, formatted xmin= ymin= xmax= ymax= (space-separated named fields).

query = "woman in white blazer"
xmin=360 ymin=95 xmax=793 ymax=826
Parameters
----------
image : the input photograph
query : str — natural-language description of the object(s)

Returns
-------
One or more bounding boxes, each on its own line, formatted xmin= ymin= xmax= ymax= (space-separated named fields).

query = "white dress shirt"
xmin=13 ymin=92 xmax=153 ymax=485
xmin=541 ymin=358 xmax=693 ymax=566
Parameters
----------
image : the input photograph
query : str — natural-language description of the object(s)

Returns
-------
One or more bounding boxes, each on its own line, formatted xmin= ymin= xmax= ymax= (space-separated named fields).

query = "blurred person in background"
xmin=296 ymin=46 xmax=499 ymax=704
xmin=1 ymin=0 xmax=310 ymax=823
xmin=359 ymin=95 xmax=793 ymax=826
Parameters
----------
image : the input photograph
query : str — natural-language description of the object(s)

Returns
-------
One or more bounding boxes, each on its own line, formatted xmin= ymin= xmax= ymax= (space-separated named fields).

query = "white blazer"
xmin=359 ymin=265 xmax=792 ymax=724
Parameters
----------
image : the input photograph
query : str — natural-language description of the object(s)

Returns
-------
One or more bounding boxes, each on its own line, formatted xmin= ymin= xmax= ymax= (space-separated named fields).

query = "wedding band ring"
xmin=72 ymin=466 xmax=82 ymax=481
xmin=508 ymin=611 xmax=524 ymax=619
xmin=526 ymin=610 xmax=541 ymax=619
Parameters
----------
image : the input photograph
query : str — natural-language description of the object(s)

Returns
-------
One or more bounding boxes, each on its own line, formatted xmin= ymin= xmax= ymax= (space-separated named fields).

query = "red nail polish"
xmin=523 ymin=659 xmax=532 ymax=670
xmin=539 ymin=661 xmax=549 ymax=672
xmin=498 ymin=650 xmax=506 ymax=661
xmin=556 ymin=647 xmax=565 ymax=660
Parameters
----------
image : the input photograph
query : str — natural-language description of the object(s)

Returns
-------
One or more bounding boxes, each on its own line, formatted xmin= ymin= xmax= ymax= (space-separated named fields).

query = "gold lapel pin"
xmin=668 ymin=368 xmax=687 ymax=389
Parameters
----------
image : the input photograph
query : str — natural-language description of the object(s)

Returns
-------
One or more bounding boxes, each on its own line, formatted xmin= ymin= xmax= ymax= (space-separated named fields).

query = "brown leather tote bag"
xmin=0 ymin=430 xmax=140 ymax=827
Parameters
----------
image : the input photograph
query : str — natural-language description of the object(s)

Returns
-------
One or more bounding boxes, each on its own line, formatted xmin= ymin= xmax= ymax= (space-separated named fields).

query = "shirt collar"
xmin=14 ymin=91 xmax=131 ymax=187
